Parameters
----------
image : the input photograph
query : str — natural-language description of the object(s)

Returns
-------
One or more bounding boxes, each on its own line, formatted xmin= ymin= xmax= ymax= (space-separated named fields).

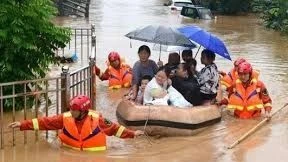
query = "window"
xmin=198 ymin=8 xmax=212 ymax=19
xmin=181 ymin=7 xmax=199 ymax=18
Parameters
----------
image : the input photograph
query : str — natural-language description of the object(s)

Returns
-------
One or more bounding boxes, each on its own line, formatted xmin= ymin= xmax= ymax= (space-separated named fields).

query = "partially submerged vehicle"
xmin=164 ymin=0 xmax=195 ymax=11
xmin=180 ymin=5 xmax=213 ymax=20
xmin=116 ymin=100 xmax=221 ymax=136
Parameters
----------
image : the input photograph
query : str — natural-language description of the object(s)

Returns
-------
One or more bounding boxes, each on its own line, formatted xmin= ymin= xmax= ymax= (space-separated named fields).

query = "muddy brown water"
xmin=2 ymin=0 xmax=288 ymax=161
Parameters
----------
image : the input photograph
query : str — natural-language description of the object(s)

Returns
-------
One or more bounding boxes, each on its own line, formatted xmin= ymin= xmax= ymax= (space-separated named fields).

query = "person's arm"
xmin=220 ymin=71 xmax=233 ymax=91
xmin=98 ymin=116 xmax=143 ymax=138
xmin=258 ymin=81 xmax=272 ymax=113
xmin=131 ymin=63 xmax=140 ymax=100
xmin=8 ymin=114 xmax=64 ymax=131
xmin=152 ymin=60 xmax=159 ymax=72
xmin=97 ymin=68 xmax=110 ymax=81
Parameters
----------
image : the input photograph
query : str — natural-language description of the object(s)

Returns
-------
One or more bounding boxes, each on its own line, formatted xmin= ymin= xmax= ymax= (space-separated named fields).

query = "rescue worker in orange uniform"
xmin=219 ymin=62 xmax=272 ymax=119
xmin=220 ymin=58 xmax=260 ymax=94
xmin=95 ymin=51 xmax=132 ymax=89
xmin=220 ymin=58 xmax=247 ymax=91
xmin=8 ymin=95 xmax=144 ymax=151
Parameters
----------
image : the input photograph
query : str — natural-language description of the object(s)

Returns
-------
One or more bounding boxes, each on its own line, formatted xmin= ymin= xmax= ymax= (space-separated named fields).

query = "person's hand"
xmin=265 ymin=111 xmax=271 ymax=121
xmin=167 ymin=79 xmax=172 ymax=86
xmin=94 ymin=66 xmax=101 ymax=76
xmin=8 ymin=122 xmax=21 ymax=128
xmin=157 ymin=60 xmax=163 ymax=67
xmin=216 ymin=98 xmax=228 ymax=106
xmin=123 ymin=94 xmax=131 ymax=100
xmin=134 ymin=130 xmax=145 ymax=137
xmin=219 ymin=71 xmax=226 ymax=77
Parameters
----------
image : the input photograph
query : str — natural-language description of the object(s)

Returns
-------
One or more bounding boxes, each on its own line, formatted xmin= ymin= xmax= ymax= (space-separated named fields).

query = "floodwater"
xmin=2 ymin=0 xmax=288 ymax=161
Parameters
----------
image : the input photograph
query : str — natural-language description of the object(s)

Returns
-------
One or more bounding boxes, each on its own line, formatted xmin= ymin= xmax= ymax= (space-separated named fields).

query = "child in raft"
xmin=126 ymin=75 xmax=152 ymax=105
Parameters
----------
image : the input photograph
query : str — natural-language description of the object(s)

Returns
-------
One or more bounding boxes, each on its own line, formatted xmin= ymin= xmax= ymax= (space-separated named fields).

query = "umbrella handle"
xmin=194 ymin=46 xmax=201 ymax=58
xmin=158 ymin=44 xmax=162 ymax=61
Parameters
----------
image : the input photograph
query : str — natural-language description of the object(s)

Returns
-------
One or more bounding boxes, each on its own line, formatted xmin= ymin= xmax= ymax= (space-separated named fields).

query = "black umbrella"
xmin=125 ymin=25 xmax=196 ymax=60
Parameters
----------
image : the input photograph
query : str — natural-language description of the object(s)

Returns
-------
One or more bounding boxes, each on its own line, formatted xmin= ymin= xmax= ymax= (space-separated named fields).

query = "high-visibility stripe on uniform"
xmin=32 ymin=118 xmax=39 ymax=130
xmin=115 ymin=126 xmax=125 ymax=138
xmin=109 ymin=85 xmax=122 ymax=89
xmin=83 ymin=146 xmax=106 ymax=151
xmin=264 ymin=103 xmax=272 ymax=107
xmin=88 ymin=111 xmax=99 ymax=118
xmin=220 ymin=80 xmax=231 ymax=89
xmin=247 ymin=104 xmax=264 ymax=111
xmin=227 ymin=104 xmax=244 ymax=110
xmin=63 ymin=112 xmax=72 ymax=117
xmin=62 ymin=143 xmax=106 ymax=151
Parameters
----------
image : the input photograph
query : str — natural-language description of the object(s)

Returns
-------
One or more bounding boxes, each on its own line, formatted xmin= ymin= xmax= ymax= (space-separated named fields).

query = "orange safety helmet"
xmin=234 ymin=58 xmax=246 ymax=67
xmin=108 ymin=51 xmax=120 ymax=62
xmin=237 ymin=62 xmax=252 ymax=74
xmin=69 ymin=95 xmax=91 ymax=111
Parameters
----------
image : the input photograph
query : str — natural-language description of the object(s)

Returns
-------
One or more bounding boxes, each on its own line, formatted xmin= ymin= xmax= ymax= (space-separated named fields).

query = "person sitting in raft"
xmin=134 ymin=75 xmax=152 ymax=105
xmin=8 ymin=95 xmax=144 ymax=151
xmin=218 ymin=62 xmax=272 ymax=119
xmin=220 ymin=57 xmax=260 ymax=92
xmin=95 ymin=51 xmax=132 ymax=89
xmin=196 ymin=49 xmax=219 ymax=104
xmin=172 ymin=62 xmax=201 ymax=106
xmin=143 ymin=66 xmax=192 ymax=108
xmin=164 ymin=52 xmax=180 ymax=77
xmin=129 ymin=45 xmax=161 ymax=101
xmin=125 ymin=75 xmax=152 ymax=105
xmin=181 ymin=49 xmax=193 ymax=63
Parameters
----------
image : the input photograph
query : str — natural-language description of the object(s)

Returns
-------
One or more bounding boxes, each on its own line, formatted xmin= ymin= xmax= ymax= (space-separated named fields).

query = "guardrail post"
xmin=89 ymin=24 xmax=96 ymax=109
xmin=61 ymin=66 xmax=71 ymax=113
xmin=85 ymin=0 xmax=90 ymax=17
xmin=0 ymin=86 xmax=3 ymax=149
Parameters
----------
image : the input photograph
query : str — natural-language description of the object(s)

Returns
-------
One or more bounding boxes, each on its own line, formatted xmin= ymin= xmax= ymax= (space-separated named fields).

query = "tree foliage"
xmin=200 ymin=0 xmax=252 ymax=14
xmin=0 ymin=0 xmax=71 ymax=111
xmin=252 ymin=0 xmax=288 ymax=35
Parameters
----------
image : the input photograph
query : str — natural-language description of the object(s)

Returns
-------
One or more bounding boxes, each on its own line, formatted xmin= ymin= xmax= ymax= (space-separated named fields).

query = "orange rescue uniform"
xmin=20 ymin=110 xmax=135 ymax=151
xmin=95 ymin=64 xmax=132 ymax=89
xmin=225 ymin=78 xmax=272 ymax=119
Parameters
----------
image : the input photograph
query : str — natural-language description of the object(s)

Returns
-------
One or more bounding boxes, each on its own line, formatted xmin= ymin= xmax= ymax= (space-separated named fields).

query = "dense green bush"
xmin=200 ymin=0 xmax=252 ymax=14
xmin=252 ymin=0 xmax=288 ymax=35
xmin=0 ymin=0 xmax=71 ymax=111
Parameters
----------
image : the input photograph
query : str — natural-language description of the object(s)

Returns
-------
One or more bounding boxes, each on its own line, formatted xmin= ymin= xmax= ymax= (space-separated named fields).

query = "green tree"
xmin=219 ymin=0 xmax=251 ymax=14
xmin=0 ymin=0 xmax=71 ymax=111
xmin=252 ymin=0 xmax=288 ymax=35
xmin=201 ymin=0 xmax=253 ymax=14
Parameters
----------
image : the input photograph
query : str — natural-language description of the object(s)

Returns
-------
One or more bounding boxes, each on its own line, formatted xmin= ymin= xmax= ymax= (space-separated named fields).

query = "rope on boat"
xmin=143 ymin=105 xmax=153 ymax=145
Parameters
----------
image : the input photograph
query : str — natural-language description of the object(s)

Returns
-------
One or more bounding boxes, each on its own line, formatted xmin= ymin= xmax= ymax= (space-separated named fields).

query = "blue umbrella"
xmin=178 ymin=25 xmax=231 ymax=60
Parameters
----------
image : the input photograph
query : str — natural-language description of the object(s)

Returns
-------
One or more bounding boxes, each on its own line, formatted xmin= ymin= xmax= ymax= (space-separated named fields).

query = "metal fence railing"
xmin=55 ymin=25 xmax=95 ymax=62
xmin=0 ymin=25 xmax=96 ymax=149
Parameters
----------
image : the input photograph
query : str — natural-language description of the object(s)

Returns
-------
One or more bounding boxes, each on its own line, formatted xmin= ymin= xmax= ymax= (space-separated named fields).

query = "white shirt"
xmin=144 ymin=78 xmax=192 ymax=108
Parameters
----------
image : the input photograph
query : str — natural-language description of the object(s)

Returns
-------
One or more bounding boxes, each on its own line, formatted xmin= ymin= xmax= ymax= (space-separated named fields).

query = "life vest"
xmin=220 ymin=69 xmax=236 ymax=90
xmin=108 ymin=64 xmax=132 ymax=89
xmin=221 ymin=69 xmax=260 ymax=91
xmin=58 ymin=110 xmax=107 ymax=151
xmin=227 ymin=78 xmax=264 ymax=119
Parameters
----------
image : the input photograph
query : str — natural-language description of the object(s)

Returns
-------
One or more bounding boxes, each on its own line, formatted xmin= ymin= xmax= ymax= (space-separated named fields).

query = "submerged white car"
xmin=164 ymin=0 xmax=195 ymax=11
